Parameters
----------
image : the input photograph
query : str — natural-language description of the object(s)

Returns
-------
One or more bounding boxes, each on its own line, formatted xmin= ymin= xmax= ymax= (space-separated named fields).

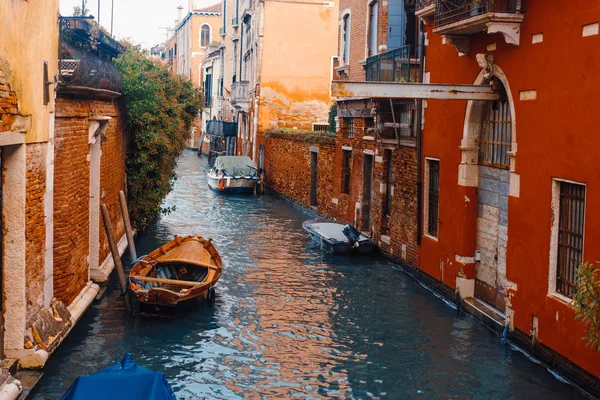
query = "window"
xmin=425 ymin=159 xmax=440 ymax=238
xmin=554 ymin=181 xmax=586 ymax=299
xmin=313 ymin=123 xmax=329 ymax=132
xmin=201 ymin=25 xmax=211 ymax=47
xmin=341 ymin=150 xmax=352 ymax=194
xmin=233 ymin=42 xmax=238 ymax=83
xmin=341 ymin=14 xmax=351 ymax=64
xmin=368 ymin=0 xmax=379 ymax=57
xmin=383 ymin=149 xmax=392 ymax=217
xmin=344 ymin=118 xmax=354 ymax=138
xmin=204 ymin=69 xmax=212 ymax=107
xmin=479 ymin=97 xmax=512 ymax=168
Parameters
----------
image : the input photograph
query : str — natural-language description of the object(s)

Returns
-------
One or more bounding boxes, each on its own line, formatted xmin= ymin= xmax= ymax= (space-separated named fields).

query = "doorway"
xmin=362 ymin=153 xmax=373 ymax=231
xmin=310 ymin=150 xmax=318 ymax=207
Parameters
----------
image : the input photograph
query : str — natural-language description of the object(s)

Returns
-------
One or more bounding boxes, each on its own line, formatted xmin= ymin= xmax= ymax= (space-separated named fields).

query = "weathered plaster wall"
xmin=0 ymin=0 xmax=59 ymax=143
xmin=259 ymin=0 xmax=339 ymax=132
xmin=421 ymin=0 xmax=600 ymax=379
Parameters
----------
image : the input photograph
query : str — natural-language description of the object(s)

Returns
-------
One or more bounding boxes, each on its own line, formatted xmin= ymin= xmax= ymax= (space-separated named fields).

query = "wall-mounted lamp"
xmin=474 ymin=250 xmax=481 ymax=262
xmin=43 ymin=61 xmax=53 ymax=105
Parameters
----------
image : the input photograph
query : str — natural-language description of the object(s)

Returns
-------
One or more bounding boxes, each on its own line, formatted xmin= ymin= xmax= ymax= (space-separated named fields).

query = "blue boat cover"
xmin=62 ymin=353 xmax=176 ymax=400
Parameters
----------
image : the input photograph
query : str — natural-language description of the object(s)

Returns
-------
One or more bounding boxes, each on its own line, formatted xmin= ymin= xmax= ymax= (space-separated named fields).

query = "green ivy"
xmin=114 ymin=47 xmax=202 ymax=231
xmin=574 ymin=262 xmax=600 ymax=352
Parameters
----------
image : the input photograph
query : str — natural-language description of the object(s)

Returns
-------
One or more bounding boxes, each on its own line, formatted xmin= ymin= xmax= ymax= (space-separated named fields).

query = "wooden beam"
xmin=132 ymin=275 xmax=201 ymax=287
xmin=332 ymin=81 xmax=500 ymax=101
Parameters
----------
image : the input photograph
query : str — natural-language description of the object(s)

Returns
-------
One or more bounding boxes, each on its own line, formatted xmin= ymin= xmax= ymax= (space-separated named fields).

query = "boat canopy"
xmin=61 ymin=353 xmax=176 ymax=400
xmin=214 ymin=156 xmax=257 ymax=176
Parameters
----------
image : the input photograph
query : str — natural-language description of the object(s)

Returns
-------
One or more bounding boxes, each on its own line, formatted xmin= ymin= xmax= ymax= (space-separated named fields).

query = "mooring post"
xmin=101 ymin=203 xmax=132 ymax=313
xmin=118 ymin=190 xmax=137 ymax=260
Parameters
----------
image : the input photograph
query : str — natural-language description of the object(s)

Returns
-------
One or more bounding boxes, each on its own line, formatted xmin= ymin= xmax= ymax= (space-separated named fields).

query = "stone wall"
xmin=54 ymin=96 xmax=125 ymax=305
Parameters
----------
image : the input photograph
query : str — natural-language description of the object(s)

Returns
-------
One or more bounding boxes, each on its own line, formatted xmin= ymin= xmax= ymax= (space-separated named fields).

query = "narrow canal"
xmin=33 ymin=150 xmax=581 ymax=399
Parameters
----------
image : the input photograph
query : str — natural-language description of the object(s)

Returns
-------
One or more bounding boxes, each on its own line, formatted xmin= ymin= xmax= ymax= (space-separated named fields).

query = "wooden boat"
xmin=302 ymin=220 xmax=377 ymax=254
xmin=207 ymin=155 xmax=260 ymax=194
xmin=128 ymin=235 xmax=222 ymax=313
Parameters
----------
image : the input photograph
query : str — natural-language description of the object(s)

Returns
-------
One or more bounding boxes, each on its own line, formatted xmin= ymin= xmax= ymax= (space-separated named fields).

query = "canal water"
xmin=32 ymin=150 xmax=581 ymax=399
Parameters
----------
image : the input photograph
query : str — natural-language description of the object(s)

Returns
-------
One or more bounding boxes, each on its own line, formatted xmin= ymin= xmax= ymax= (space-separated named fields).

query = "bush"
xmin=114 ymin=47 xmax=202 ymax=231
xmin=574 ymin=262 xmax=600 ymax=352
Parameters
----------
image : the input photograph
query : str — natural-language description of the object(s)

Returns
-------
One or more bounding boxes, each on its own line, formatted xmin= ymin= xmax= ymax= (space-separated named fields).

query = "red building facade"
xmin=418 ymin=0 xmax=600 ymax=383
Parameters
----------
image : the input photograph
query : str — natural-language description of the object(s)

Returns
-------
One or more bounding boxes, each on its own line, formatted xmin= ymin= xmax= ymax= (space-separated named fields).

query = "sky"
xmin=60 ymin=0 xmax=220 ymax=48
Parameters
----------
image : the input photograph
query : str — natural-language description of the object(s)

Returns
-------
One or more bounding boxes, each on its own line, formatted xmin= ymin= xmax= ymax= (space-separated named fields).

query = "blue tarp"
xmin=62 ymin=353 xmax=176 ymax=400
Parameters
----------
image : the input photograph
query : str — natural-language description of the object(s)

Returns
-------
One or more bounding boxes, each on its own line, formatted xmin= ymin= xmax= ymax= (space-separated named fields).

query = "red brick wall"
xmin=25 ymin=143 xmax=47 ymax=319
xmin=54 ymin=96 xmax=125 ymax=305
xmin=264 ymin=118 xmax=419 ymax=268
xmin=264 ymin=133 xmax=337 ymax=219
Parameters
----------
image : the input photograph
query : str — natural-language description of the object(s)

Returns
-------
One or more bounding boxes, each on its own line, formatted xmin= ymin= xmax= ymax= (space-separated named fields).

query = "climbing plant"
xmin=114 ymin=46 xmax=202 ymax=231
xmin=574 ymin=261 xmax=600 ymax=352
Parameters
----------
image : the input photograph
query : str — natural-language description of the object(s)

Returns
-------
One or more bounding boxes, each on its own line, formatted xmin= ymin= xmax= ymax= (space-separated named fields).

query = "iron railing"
xmin=58 ymin=16 xmax=124 ymax=94
xmin=365 ymin=45 xmax=421 ymax=83
xmin=435 ymin=0 xmax=523 ymax=29
xmin=416 ymin=0 xmax=434 ymax=11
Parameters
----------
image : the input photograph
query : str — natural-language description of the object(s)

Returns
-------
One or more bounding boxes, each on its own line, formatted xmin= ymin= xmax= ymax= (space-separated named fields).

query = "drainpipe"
xmin=416 ymin=20 xmax=425 ymax=246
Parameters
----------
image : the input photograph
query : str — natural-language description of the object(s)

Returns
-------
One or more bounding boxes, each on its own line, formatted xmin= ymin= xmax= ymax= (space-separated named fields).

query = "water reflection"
xmin=32 ymin=150 xmax=581 ymax=399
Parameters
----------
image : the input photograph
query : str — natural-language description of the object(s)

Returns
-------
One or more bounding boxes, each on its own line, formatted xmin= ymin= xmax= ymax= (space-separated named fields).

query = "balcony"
xmin=206 ymin=120 xmax=238 ymax=137
xmin=230 ymin=81 xmax=250 ymax=113
xmin=433 ymin=0 xmax=524 ymax=50
xmin=58 ymin=16 xmax=125 ymax=98
xmin=232 ymin=16 xmax=239 ymax=27
xmin=365 ymin=46 xmax=421 ymax=83
xmin=219 ymin=26 xmax=226 ymax=36
xmin=416 ymin=0 xmax=435 ymax=24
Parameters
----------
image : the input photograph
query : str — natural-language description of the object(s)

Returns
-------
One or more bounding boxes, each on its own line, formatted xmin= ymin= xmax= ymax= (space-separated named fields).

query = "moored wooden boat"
xmin=128 ymin=235 xmax=222 ymax=314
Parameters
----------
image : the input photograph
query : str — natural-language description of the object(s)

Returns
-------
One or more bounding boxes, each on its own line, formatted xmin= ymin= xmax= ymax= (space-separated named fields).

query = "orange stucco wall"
xmin=420 ymin=0 xmax=600 ymax=378
xmin=259 ymin=0 xmax=339 ymax=132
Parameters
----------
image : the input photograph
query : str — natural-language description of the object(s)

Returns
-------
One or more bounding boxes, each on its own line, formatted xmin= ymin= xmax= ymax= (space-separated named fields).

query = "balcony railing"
xmin=435 ymin=0 xmax=523 ymax=29
xmin=416 ymin=0 xmax=434 ymax=10
xmin=365 ymin=46 xmax=421 ymax=83
xmin=58 ymin=16 xmax=124 ymax=97
xmin=206 ymin=120 xmax=238 ymax=137
xmin=230 ymin=81 xmax=250 ymax=112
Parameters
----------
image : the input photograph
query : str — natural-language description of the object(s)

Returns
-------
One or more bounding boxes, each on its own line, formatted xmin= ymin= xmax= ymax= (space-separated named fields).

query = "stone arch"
xmin=458 ymin=63 xmax=519 ymax=195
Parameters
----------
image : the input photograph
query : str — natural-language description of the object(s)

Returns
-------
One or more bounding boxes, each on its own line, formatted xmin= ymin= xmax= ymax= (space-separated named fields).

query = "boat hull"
xmin=302 ymin=220 xmax=377 ymax=255
xmin=128 ymin=235 xmax=223 ymax=314
xmin=207 ymin=174 xmax=259 ymax=194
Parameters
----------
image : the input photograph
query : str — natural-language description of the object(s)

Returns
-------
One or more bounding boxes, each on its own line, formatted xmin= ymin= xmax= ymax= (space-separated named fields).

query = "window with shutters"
xmin=424 ymin=158 xmax=440 ymax=238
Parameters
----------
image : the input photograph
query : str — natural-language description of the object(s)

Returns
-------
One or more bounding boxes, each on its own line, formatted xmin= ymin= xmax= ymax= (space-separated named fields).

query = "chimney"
xmin=189 ymin=0 xmax=194 ymax=12
xmin=177 ymin=6 xmax=183 ymax=23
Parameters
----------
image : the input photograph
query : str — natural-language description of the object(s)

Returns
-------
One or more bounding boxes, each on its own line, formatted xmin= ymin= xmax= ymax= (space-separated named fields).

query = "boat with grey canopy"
xmin=207 ymin=155 xmax=260 ymax=193
xmin=302 ymin=220 xmax=377 ymax=254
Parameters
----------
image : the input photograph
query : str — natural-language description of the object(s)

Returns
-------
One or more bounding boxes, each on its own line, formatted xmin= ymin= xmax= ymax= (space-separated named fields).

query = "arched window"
xmin=479 ymin=81 xmax=512 ymax=168
xmin=201 ymin=25 xmax=210 ymax=47
xmin=342 ymin=13 xmax=350 ymax=64
xmin=368 ymin=0 xmax=378 ymax=57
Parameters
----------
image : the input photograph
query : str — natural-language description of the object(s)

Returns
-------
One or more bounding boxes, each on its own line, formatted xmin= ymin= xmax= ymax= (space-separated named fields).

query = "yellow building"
xmin=0 ymin=0 xmax=58 ymax=395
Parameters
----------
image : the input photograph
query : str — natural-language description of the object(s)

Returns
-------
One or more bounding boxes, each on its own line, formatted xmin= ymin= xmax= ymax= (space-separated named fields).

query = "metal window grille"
xmin=341 ymin=150 xmax=352 ymax=194
xmin=556 ymin=182 xmax=586 ymax=298
xmin=427 ymin=160 xmax=440 ymax=237
xmin=344 ymin=118 xmax=354 ymax=138
xmin=313 ymin=124 xmax=329 ymax=132
xmin=479 ymin=99 xmax=512 ymax=168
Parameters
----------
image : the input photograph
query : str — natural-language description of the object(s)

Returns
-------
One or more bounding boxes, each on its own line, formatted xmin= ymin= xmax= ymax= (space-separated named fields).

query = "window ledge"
xmin=547 ymin=292 xmax=574 ymax=306
xmin=335 ymin=64 xmax=349 ymax=73
xmin=424 ymin=233 xmax=439 ymax=242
